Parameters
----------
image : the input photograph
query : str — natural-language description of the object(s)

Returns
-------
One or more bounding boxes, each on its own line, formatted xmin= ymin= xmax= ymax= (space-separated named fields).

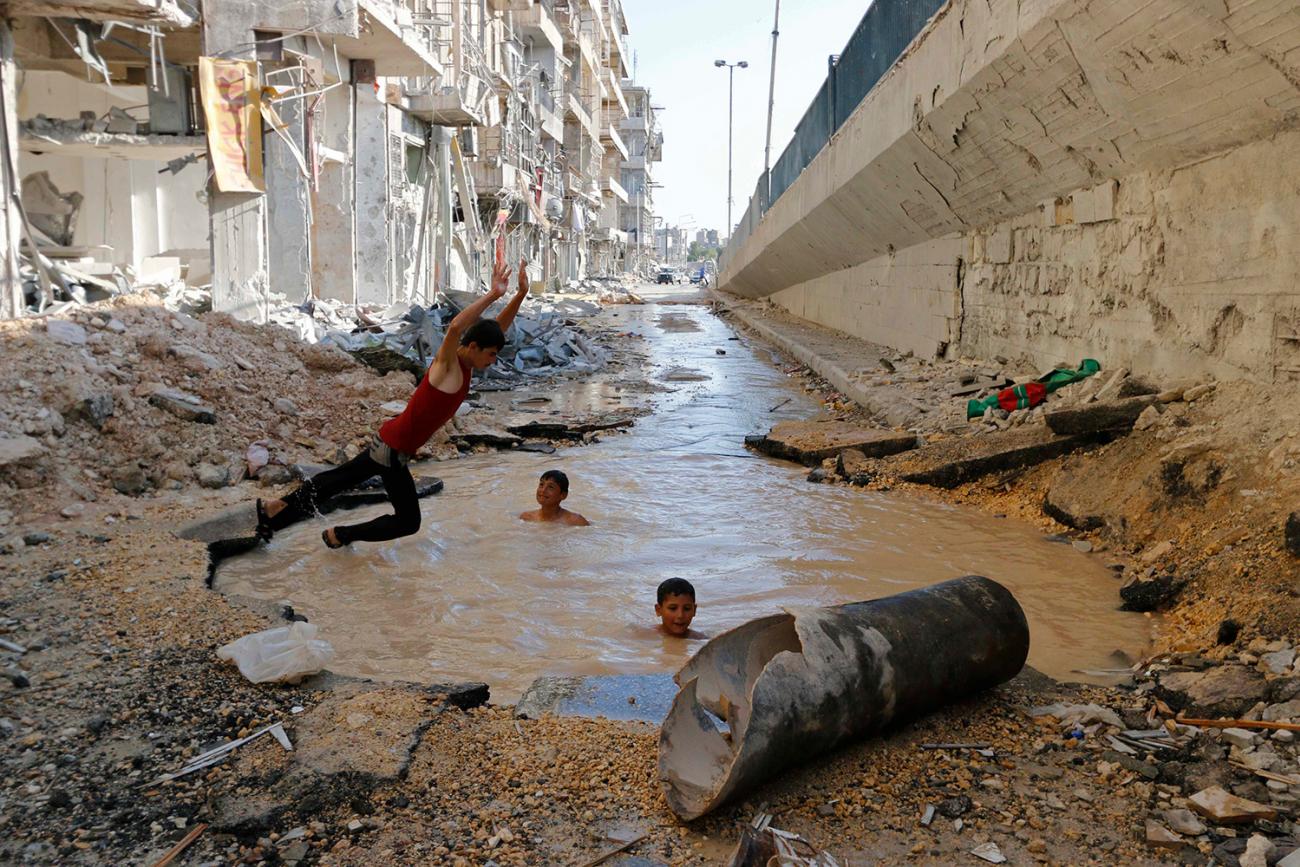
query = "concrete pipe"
xmin=657 ymin=575 xmax=1030 ymax=820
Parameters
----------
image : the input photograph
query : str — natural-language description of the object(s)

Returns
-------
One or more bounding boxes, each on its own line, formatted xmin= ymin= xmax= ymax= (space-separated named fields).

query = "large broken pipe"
xmin=658 ymin=575 xmax=1029 ymax=820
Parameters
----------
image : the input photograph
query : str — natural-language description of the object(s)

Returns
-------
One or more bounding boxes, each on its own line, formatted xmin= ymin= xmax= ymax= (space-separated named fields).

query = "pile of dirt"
xmin=0 ymin=295 xmax=435 ymax=526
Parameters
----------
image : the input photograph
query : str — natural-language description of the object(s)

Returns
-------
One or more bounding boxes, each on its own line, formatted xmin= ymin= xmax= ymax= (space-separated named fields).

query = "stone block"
xmin=745 ymin=421 xmax=917 ymax=467
xmin=1120 ymin=573 xmax=1186 ymax=612
xmin=1154 ymin=666 xmax=1269 ymax=718
xmin=1045 ymin=396 xmax=1159 ymax=435
xmin=870 ymin=426 xmax=1102 ymax=489
xmin=148 ymin=388 xmax=216 ymax=424
xmin=516 ymin=673 xmax=678 ymax=724
xmin=987 ymin=227 xmax=1012 ymax=264
xmin=1187 ymin=786 xmax=1277 ymax=824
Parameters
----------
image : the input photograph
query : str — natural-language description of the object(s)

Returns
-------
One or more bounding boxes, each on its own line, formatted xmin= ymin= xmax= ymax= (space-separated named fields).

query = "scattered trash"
xmin=726 ymin=814 xmax=841 ymax=867
xmin=216 ymin=622 xmax=335 ymax=684
xmin=147 ymin=722 xmax=292 ymax=785
xmin=575 ymin=831 xmax=649 ymax=867
xmin=966 ymin=359 xmax=1101 ymax=420
xmin=150 ymin=822 xmax=208 ymax=867
xmin=971 ymin=841 xmax=1007 ymax=863
xmin=1029 ymin=702 xmax=1124 ymax=729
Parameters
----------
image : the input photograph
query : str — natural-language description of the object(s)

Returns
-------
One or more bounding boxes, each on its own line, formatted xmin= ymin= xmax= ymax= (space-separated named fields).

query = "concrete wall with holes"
xmin=722 ymin=0 xmax=1300 ymax=382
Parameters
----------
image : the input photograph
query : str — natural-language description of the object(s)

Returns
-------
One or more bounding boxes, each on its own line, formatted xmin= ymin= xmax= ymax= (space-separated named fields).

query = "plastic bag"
xmin=217 ymin=622 xmax=335 ymax=684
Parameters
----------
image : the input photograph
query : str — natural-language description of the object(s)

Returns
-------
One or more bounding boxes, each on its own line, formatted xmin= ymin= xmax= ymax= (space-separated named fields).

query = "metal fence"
xmin=723 ymin=0 xmax=948 ymax=268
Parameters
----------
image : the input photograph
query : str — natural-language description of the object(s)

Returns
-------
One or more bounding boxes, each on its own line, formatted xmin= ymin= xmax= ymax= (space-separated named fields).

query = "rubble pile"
xmin=0 ymin=297 xmax=444 ymax=526
xmin=1032 ymin=636 xmax=1300 ymax=864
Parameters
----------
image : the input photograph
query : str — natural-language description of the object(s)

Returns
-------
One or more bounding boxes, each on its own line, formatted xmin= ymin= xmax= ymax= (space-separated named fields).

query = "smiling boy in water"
xmin=519 ymin=470 xmax=590 ymax=526
xmin=655 ymin=578 xmax=704 ymax=639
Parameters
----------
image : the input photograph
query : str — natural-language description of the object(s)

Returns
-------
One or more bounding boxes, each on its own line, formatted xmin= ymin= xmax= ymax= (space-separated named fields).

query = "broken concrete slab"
xmin=506 ymin=416 xmax=636 ymax=440
xmin=744 ymin=420 xmax=916 ymax=467
xmin=1144 ymin=820 xmax=1184 ymax=850
xmin=1154 ymin=666 xmax=1269 ymax=718
xmin=0 ymin=434 xmax=45 ymax=468
xmin=516 ymin=674 xmax=678 ymax=724
xmin=1120 ymin=573 xmax=1186 ymax=612
xmin=1187 ymin=785 xmax=1278 ymax=824
xmin=147 ymin=388 xmax=216 ymax=424
xmin=321 ymin=476 xmax=443 ymax=513
xmin=1042 ymin=461 xmax=1110 ymax=531
xmin=453 ymin=430 xmax=524 ymax=449
xmin=836 ymin=447 xmax=873 ymax=481
xmin=1045 ymin=397 xmax=1160 ymax=435
xmin=860 ymin=427 xmax=1102 ymax=489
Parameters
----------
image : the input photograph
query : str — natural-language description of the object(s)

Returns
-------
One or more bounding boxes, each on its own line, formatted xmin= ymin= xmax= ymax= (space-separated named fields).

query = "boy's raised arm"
xmin=495 ymin=258 xmax=531 ymax=334
xmin=432 ymin=259 xmax=509 ymax=372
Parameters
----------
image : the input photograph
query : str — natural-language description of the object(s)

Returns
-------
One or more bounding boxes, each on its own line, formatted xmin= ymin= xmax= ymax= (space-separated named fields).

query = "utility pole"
xmin=763 ymin=0 xmax=780 ymax=196
xmin=715 ymin=59 xmax=748 ymax=241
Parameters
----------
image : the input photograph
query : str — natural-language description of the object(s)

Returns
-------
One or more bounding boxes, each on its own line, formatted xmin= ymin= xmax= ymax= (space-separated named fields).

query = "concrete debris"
xmin=1187 ymin=785 xmax=1278 ymax=824
xmin=1119 ymin=572 xmax=1186 ymax=612
xmin=744 ymin=420 xmax=917 ymax=466
xmin=263 ymin=289 xmax=613 ymax=385
xmin=1144 ymin=819 xmax=1184 ymax=850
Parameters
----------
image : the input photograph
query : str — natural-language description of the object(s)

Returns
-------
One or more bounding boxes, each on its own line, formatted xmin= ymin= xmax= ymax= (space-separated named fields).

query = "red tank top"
xmin=378 ymin=359 xmax=472 ymax=455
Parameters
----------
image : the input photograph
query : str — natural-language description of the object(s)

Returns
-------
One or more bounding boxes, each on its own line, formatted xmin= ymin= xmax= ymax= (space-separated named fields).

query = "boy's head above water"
xmin=535 ymin=469 xmax=569 ymax=507
xmin=655 ymin=577 xmax=697 ymax=637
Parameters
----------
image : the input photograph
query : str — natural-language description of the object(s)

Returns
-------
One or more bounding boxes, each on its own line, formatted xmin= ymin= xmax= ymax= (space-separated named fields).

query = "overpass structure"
xmin=720 ymin=0 xmax=1300 ymax=384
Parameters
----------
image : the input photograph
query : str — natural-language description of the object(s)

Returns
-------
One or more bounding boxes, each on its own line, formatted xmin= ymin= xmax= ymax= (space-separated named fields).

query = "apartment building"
xmin=617 ymin=81 xmax=661 ymax=275
xmin=0 ymin=0 xmax=661 ymax=320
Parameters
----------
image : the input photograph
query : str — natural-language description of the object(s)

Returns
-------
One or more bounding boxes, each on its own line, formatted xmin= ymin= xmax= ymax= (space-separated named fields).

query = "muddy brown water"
xmin=217 ymin=294 xmax=1150 ymax=702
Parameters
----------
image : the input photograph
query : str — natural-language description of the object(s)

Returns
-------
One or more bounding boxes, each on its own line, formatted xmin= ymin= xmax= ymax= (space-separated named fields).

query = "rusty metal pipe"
xmin=658 ymin=575 xmax=1030 ymax=819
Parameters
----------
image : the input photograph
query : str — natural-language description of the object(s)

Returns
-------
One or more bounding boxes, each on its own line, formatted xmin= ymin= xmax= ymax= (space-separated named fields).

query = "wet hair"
xmin=657 ymin=577 xmax=696 ymax=604
xmin=462 ymin=319 xmax=505 ymax=351
xmin=539 ymin=469 xmax=569 ymax=494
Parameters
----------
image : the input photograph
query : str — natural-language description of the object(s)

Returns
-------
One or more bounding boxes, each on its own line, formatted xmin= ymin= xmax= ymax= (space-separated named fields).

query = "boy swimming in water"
xmin=519 ymin=470 xmax=590 ymax=526
xmin=256 ymin=259 xmax=531 ymax=548
xmin=655 ymin=577 xmax=703 ymax=638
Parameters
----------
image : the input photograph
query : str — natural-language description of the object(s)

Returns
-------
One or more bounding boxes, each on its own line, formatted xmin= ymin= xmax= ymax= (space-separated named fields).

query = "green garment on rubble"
xmin=965 ymin=358 xmax=1101 ymax=420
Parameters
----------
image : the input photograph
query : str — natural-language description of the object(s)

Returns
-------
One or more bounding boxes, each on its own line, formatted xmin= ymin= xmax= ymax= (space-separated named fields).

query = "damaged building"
xmin=0 ymin=0 xmax=664 ymax=321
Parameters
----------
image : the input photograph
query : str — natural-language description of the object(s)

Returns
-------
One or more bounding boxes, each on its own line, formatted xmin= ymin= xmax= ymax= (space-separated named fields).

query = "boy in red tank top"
xmin=255 ymin=259 xmax=531 ymax=548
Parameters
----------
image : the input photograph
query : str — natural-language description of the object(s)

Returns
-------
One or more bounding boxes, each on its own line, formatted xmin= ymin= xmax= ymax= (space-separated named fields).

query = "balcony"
xmin=619 ymin=114 xmax=647 ymax=133
xmin=620 ymin=154 xmax=647 ymax=172
xmin=330 ymin=1 xmax=444 ymax=77
xmin=602 ymin=69 xmax=628 ymax=118
xmin=517 ymin=1 xmax=564 ymax=53
xmin=591 ymin=227 xmax=629 ymax=245
xmin=601 ymin=123 xmax=627 ymax=160
xmin=602 ymin=175 xmax=628 ymax=203
xmin=471 ymin=160 xmax=520 ymax=195
xmin=405 ymin=83 xmax=489 ymax=126
xmin=564 ymin=92 xmax=599 ymax=139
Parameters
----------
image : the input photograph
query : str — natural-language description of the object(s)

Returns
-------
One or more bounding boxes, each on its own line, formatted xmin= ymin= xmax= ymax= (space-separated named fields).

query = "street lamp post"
xmin=715 ymin=59 xmax=748 ymax=241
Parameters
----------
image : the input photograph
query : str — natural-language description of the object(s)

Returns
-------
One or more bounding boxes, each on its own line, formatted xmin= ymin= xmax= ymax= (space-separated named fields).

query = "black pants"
xmin=271 ymin=447 xmax=420 ymax=545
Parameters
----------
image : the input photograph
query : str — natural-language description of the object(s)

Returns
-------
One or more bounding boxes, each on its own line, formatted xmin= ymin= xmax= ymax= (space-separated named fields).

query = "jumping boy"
xmin=655 ymin=577 xmax=702 ymax=638
xmin=255 ymin=259 xmax=531 ymax=548
xmin=519 ymin=469 xmax=590 ymax=526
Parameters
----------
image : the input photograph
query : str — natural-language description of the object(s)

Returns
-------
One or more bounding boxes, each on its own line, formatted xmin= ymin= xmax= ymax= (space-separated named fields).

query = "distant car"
xmin=689 ymin=271 xmax=704 ymax=284
xmin=656 ymin=270 xmax=674 ymax=285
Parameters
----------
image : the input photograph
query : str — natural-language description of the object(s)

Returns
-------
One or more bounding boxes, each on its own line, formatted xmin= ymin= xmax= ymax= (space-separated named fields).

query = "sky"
xmin=621 ymin=0 xmax=872 ymax=237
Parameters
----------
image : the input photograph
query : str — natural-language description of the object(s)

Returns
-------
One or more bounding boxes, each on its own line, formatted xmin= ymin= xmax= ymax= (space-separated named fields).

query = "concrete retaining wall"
xmin=722 ymin=0 xmax=1300 ymax=383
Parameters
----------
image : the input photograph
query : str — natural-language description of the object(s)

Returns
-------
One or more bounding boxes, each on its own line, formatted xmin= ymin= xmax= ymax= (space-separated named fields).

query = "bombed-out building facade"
xmin=0 ymin=0 xmax=663 ymax=321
